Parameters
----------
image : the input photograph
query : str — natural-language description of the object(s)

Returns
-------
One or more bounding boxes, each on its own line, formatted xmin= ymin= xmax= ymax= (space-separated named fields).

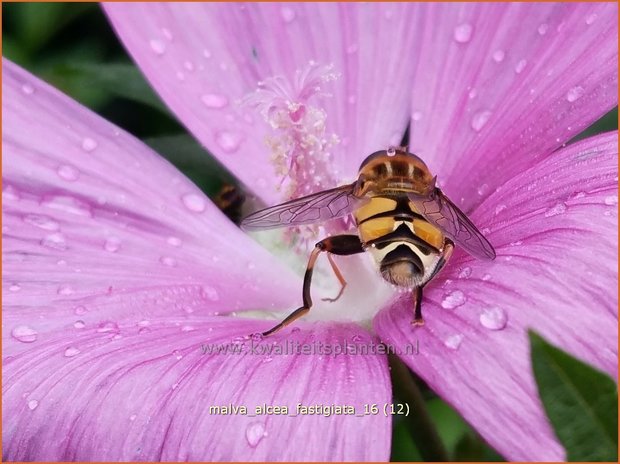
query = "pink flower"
xmin=3 ymin=3 xmax=617 ymax=461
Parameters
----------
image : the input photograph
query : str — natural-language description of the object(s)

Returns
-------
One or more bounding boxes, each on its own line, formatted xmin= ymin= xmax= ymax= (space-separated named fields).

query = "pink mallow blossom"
xmin=3 ymin=3 xmax=618 ymax=461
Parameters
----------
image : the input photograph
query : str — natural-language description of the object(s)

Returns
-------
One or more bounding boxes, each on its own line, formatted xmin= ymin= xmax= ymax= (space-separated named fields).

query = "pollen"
xmin=244 ymin=62 xmax=347 ymax=247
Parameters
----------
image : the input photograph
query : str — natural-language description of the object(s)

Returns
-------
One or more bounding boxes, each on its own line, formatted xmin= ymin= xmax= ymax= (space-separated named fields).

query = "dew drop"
xmin=477 ymin=183 xmax=490 ymax=196
xmin=9 ymin=283 xmax=21 ymax=292
xmin=181 ymin=325 xmax=195 ymax=332
xmin=387 ymin=146 xmax=396 ymax=157
xmin=74 ymin=320 xmax=86 ymax=329
xmin=203 ymin=286 xmax=220 ymax=302
xmin=495 ymin=204 xmax=507 ymax=215
xmin=23 ymin=214 xmax=60 ymax=231
xmin=479 ymin=307 xmax=508 ymax=330
xmin=412 ymin=111 xmax=422 ymax=121
xmin=11 ymin=325 xmax=38 ymax=343
xmin=81 ymin=137 xmax=98 ymax=152
xmin=203 ymin=49 xmax=212 ymax=59
xmin=585 ymin=14 xmax=597 ymax=25
xmin=537 ymin=23 xmax=549 ymax=35
xmin=441 ymin=290 xmax=466 ymax=309
xmin=482 ymin=273 xmax=492 ymax=281
xmin=183 ymin=60 xmax=195 ymax=71
xmin=245 ymin=421 xmax=267 ymax=447
xmin=173 ymin=350 xmax=183 ymax=360
xmin=453 ymin=23 xmax=473 ymax=43
xmin=181 ymin=193 xmax=206 ymax=212
xmin=74 ymin=305 xmax=88 ymax=315
xmin=57 ymin=284 xmax=74 ymax=295
xmin=161 ymin=27 xmax=173 ymax=41
xmin=201 ymin=94 xmax=229 ymax=109
xmin=492 ymin=50 xmax=505 ymax=63
xmin=444 ymin=334 xmax=464 ymax=350
xmin=167 ymin=236 xmax=182 ymax=247
xmin=160 ymin=256 xmax=177 ymax=267
xmin=27 ymin=399 xmax=39 ymax=410
xmin=149 ymin=39 xmax=166 ymax=55
xmin=280 ymin=7 xmax=296 ymax=23
xmin=41 ymin=233 xmax=67 ymax=250
xmin=215 ymin=130 xmax=242 ymax=153
xmin=129 ymin=414 xmax=137 ymax=421
xmin=515 ymin=59 xmax=527 ymax=74
xmin=21 ymin=83 xmax=35 ymax=95
xmin=458 ymin=267 xmax=472 ymax=279
xmin=57 ymin=164 xmax=80 ymax=181
xmin=104 ymin=237 xmax=121 ymax=253
xmin=97 ymin=321 xmax=120 ymax=333
xmin=64 ymin=346 xmax=81 ymax=358
xmin=604 ymin=195 xmax=618 ymax=206
xmin=544 ymin=202 xmax=567 ymax=217
xmin=468 ymin=88 xmax=477 ymax=99
xmin=471 ymin=110 xmax=492 ymax=132
xmin=566 ymin=86 xmax=585 ymax=103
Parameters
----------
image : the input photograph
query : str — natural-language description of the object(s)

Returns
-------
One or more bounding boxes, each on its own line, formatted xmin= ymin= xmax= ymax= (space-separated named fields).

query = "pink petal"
xmin=4 ymin=317 xmax=391 ymax=461
xmin=3 ymin=59 xmax=300 ymax=356
xmin=103 ymin=3 xmax=420 ymax=202
xmin=374 ymin=133 xmax=618 ymax=461
xmin=407 ymin=3 xmax=618 ymax=210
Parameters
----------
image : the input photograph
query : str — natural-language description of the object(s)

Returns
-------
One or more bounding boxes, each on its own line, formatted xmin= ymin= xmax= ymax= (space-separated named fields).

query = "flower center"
xmin=242 ymin=63 xmax=396 ymax=325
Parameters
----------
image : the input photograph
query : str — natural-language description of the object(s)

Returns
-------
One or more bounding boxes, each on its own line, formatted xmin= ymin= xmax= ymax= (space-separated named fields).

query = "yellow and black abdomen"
xmin=354 ymin=195 xmax=446 ymax=288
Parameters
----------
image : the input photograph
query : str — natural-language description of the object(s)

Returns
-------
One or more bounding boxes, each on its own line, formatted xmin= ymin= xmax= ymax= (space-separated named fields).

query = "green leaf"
xmin=57 ymin=62 xmax=171 ymax=115
xmin=529 ymin=330 xmax=618 ymax=461
xmin=390 ymin=417 xmax=423 ymax=462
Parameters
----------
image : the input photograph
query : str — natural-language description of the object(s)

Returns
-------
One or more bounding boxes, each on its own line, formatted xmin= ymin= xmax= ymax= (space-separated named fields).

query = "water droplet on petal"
xmin=167 ymin=236 xmax=182 ymax=247
xmin=149 ymin=39 xmax=166 ymax=55
xmin=23 ymin=214 xmax=60 ymax=231
xmin=492 ymin=50 xmax=505 ymax=63
xmin=21 ymin=82 xmax=35 ymax=94
xmin=81 ymin=137 xmax=98 ymax=152
xmin=537 ymin=23 xmax=549 ymax=35
xmin=104 ymin=237 xmax=121 ymax=252
xmin=412 ymin=111 xmax=422 ymax=121
xmin=41 ymin=233 xmax=67 ymax=250
xmin=97 ymin=321 xmax=120 ymax=333
xmin=203 ymin=286 xmax=220 ymax=302
xmin=482 ymin=273 xmax=492 ymax=281
xmin=28 ymin=399 xmax=39 ymax=410
xmin=453 ymin=23 xmax=473 ymax=43
xmin=604 ymin=195 xmax=618 ymax=206
xmin=441 ymin=290 xmax=466 ymax=309
xmin=57 ymin=165 xmax=80 ymax=181
xmin=173 ymin=350 xmax=183 ymax=360
xmin=544 ymin=202 xmax=567 ymax=217
xmin=181 ymin=325 xmax=195 ymax=332
xmin=245 ymin=422 xmax=267 ymax=447
xmin=74 ymin=320 xmax=86 ymax=329
xmin=9 ymin=283 xmax=21 ymax=292
xmin=479 ymin=307 xmax=507 ymax=330
xmin=181 ymin=193 xmax=206 ymax=212
xmin=64 ymin=346 xmax=81 ymax=357
xmin=201 ymin=94 xmax=229 ymax=109
xmin=387 ymin=146 xmax=396 ymax=157
xmin=160 ymin=256 xmax=177 ymax=267
xmin=12 ymin=325 xmax=38 ymax=343
xmin=566 ymin=86 xmax=585 ymax=102
xmin=280 ymin=7 xmax=296 ymax=23
xmin=57 ymin=284 xmax=74 ymax=295
xmin=515 ymin=59 xmax=527 ymax=74
xmin=215 ymin=130 xmax=242 ymax=153
xmin=495 ymin=204 xmax=507 ymax=215
xmin=585 ymin=14 xmax=597 ymax=25
xmin=203 ymin=49 xmax=212 ymax=59
xmin=458 ymin=267 xmax=472 ymax=279
xmin=444 ymin=334 xmax=464 ymax=350
xmin=74 ymin=305 xmax=88 ymax=315
xmin=471 ymin=110 xmax=492 ymax=132
xmin=129 ymin=414 xmax=137 ymax=421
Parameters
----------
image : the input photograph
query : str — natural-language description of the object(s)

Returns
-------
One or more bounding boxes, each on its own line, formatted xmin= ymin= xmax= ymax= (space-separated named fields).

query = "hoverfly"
xmin=242 ymin=147 xmax=496 ymax=336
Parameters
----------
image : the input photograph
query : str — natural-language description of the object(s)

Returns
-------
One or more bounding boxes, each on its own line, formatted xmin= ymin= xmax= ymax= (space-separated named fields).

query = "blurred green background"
xmin=3 ymin=3 xmax=617 ymax=462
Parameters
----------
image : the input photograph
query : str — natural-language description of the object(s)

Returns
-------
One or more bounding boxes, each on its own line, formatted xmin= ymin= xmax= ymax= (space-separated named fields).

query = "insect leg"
xmin=412 ymin=286 xmax=425 ymax=326
xmin=427 ymin=239 xmax=454 ymax=282
xmin=411 ymin=240 xmax=455 ymax=327
xmin=321 ymin=253 xmax=347 ymax=303
xmin=262 ymin=235 xmax=364 ymax=337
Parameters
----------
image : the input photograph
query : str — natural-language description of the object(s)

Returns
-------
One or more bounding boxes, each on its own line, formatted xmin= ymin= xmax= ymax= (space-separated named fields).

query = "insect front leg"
xmin=261 ymin=235 xmax=364 ymax=337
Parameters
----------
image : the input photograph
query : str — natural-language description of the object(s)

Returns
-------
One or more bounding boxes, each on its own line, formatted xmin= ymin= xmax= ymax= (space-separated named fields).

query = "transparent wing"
xmin=241 ymin=183 xmax=366 ymax=231
xmin=408 ymin=189 xmax=496 ymax=260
